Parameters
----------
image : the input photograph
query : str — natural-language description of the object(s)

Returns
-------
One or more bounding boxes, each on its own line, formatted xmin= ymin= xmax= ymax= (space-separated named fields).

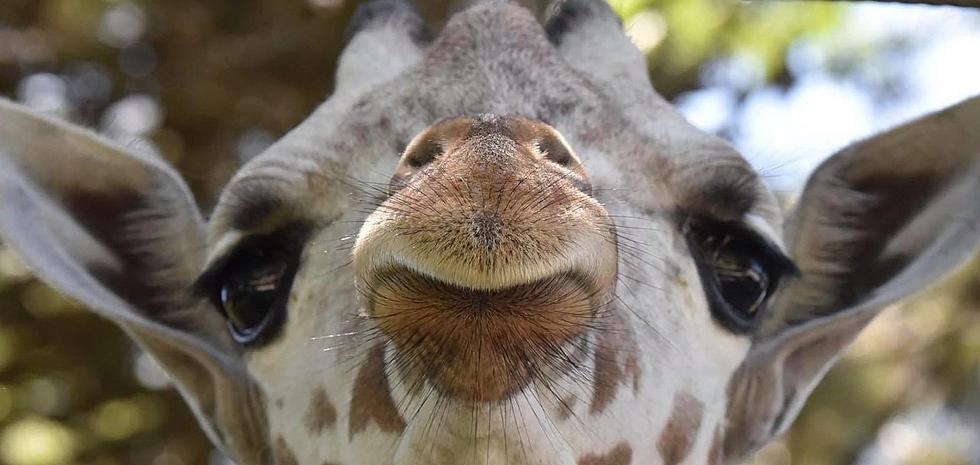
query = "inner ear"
xmin=0 ymin=98 xmax=267 ymax=462
xmin=810 ymin=162 xmax=963 ymax=298
xmin=724 ymin=96 xmax=980 ymax=464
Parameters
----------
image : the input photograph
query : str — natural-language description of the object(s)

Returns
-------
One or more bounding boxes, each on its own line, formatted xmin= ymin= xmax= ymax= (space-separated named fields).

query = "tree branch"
xmin=779 ymin=0 xmax=980 ymax=7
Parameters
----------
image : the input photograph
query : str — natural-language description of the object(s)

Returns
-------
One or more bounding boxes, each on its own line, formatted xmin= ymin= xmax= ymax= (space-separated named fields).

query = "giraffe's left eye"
xmin=685 ymin=220 xmax=797 ymax=333
xmin=213 ymin=248 xmax=296 ymax=344
xmin=193 ymin=230 xmax=305 ymax=346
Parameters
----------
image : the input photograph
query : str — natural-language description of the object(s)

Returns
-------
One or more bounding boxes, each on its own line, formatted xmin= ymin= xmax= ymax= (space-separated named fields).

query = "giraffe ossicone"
xmin=0 ymin=1 xmax=978 ymax=464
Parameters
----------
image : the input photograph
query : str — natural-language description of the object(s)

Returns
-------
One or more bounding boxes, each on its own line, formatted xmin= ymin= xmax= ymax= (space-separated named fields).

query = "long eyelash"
xmin=684 ymin=216 xmax=799 ymax=276
xmin=189 ymin=225 xmax=311 ymax=328
xmin=189 ymin=253 xmax=234 ymax=301
xmin=683 ymin=217 xmax=799 ymax=334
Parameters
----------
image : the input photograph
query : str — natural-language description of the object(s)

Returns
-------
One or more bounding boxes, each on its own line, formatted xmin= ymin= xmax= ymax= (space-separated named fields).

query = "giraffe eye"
xmin=685 ymin=221 xmax=797 ymax=333
xmin=193 ymin=231 xmax=304 ymax=346
xmin=216 ymin=252 xmax=293 ymax=343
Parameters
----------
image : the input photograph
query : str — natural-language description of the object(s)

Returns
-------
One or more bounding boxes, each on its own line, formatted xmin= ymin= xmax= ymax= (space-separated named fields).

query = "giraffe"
xmin=0 ymin=1 xmax=978 ymax=464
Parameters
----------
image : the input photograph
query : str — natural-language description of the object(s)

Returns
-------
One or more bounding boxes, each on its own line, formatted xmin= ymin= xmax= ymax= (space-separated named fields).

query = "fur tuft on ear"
xmin=334 ymin=0 xmax=430 ymax=96
xmin=724 ymin=95 xmax=980 ymax=463
xmin=545 ymin=0 xmax=651 ymax=98
xmin=0 ymin=98 xmax=268 ymax=463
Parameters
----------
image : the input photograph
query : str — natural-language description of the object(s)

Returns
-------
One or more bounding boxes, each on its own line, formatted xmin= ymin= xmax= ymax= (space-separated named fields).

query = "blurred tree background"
xmin=0 ymin=1 xmax=977 ymax=464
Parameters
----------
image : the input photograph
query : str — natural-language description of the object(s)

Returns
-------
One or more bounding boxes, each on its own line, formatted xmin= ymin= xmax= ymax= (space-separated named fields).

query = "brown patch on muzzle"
xmin=353 ymin=115 xmax=618 ymax=403
xmin=368 ymin=266 xmax=598 ymax=401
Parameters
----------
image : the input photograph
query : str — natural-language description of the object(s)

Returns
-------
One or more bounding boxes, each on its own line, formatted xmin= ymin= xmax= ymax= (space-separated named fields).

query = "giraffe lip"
xmin=359 ymin=247 xmax=593 ymax=292
xmin=350 ymin=206 xmax=621 ymax=293
xmin=362 ymin=264 xmax=599 ymax=314
xmin=361 ymin=264 xmax=603 ymax=402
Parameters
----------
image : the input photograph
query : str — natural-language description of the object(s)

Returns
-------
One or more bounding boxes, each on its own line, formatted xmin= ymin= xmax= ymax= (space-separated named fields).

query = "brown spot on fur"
xmin=577 ymin=441 xmax=633 ymax=465
xmin=275 ymin=435 xmax=299 ymax=465
xmin=348 ymin=344 xmax=406 ymax=438
xmin=625 ymin=352 xmax=641 ymax=393
xmin=657 ymin=392 xmax=704 ymax=465
xmin=590 ymin=314 xmax=642 ymax=415
xmin=373 ymin=265 xmax=600 ymax=402
xmin=556 ymin=394 xmax=579 ymax=420
xmin=304 ymin=387 xmax=338 ymax=436
xmin=707 ymin=426 xmax=723 ymax=465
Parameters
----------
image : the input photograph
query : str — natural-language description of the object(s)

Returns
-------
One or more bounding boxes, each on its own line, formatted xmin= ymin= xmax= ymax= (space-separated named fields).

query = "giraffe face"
xmin=353 ymin=115 xmax=618 ymax=403
xmin=217 ymin=118 xmax=774 ymax=465
xmin=3 ymin=1 xmax=978 ymax=465
xmin=199 ymin=6 xmax=793 ymax=460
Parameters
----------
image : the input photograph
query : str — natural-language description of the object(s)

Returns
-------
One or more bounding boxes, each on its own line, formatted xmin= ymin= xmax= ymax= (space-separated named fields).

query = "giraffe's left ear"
xmin=0 ymin=98 xmax=267 ymax=463
xmin=724 ymin=95 xmax=980 ymax=462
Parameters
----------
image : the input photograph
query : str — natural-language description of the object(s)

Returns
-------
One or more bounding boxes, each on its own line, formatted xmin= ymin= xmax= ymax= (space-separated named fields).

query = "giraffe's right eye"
xmin=193 ymin=232 xmax=303 ymax=346
xmin=685 ymin=220 xmax=797 ymax=333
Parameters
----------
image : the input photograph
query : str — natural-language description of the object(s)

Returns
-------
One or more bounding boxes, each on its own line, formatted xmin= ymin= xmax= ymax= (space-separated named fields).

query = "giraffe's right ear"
xmin=724 ymin=95 xmax=980 ymax=463
xmin=0 ymin=99 xmax=267 ymax=463
xmin=334 ymin=0 xmax=430 ymax=96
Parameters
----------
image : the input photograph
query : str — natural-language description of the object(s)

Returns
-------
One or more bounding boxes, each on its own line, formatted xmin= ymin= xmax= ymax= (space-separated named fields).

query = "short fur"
xmin=0 ymin=1 xmax=978 ymax=465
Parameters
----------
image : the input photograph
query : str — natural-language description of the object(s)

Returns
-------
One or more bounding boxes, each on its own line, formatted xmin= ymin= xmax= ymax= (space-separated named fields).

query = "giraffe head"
xmin=1 ymin=1 xmax=978 ymax=464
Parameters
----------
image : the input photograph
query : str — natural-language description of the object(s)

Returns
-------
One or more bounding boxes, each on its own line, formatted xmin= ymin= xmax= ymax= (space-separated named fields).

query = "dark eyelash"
xmin=190 ymin=224 xmax=312 ymax=301
xmin=681 ymin=216 xmax=798 ymax=272
xmin=691 ymin=219 xmax=799 ymax=276
xmin=683 ymin=216 xmax=800 ymax=333
xmin=190 ymin=253 xmax=232 ymax=301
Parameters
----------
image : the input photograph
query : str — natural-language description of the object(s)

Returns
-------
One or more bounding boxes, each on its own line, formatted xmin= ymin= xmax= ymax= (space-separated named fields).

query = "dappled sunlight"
xmin=0 ymin=241 xmax=211 ymax=464
xmin=1 ymin=1 xmax=978 ymax=464
xmin=0 ymin=417 xmax=76 ymax=465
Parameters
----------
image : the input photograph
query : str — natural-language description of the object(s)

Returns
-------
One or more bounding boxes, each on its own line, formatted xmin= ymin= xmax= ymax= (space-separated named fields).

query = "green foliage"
xmin=0 ymin=1 xmax=977 ymax=464
xmin=610 ymin=0 xmax=841 ymax=97
xmin=0 ymin=249 xmax=211 ymax=464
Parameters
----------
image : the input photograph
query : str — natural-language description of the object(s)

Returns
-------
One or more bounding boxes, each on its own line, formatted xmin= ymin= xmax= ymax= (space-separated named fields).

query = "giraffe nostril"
xmin=537 ymin=134 xmax=576 ymax=168
xmin=389 ymin=138 xmax=445 ymax=196
xmin=550 ymin=152 xmax=573 ymax=167
xmin=405 ymin=138 xmax=442 ymax=168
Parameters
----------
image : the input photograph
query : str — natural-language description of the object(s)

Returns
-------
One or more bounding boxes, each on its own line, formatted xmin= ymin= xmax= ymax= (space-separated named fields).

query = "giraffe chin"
xmin=363 ymin=265 xmax=605 ymax=403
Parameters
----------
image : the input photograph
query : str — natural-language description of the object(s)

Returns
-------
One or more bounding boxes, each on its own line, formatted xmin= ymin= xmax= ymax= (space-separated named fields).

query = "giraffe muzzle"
xmin=352 ymin=115 xmax=618 ymax=401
